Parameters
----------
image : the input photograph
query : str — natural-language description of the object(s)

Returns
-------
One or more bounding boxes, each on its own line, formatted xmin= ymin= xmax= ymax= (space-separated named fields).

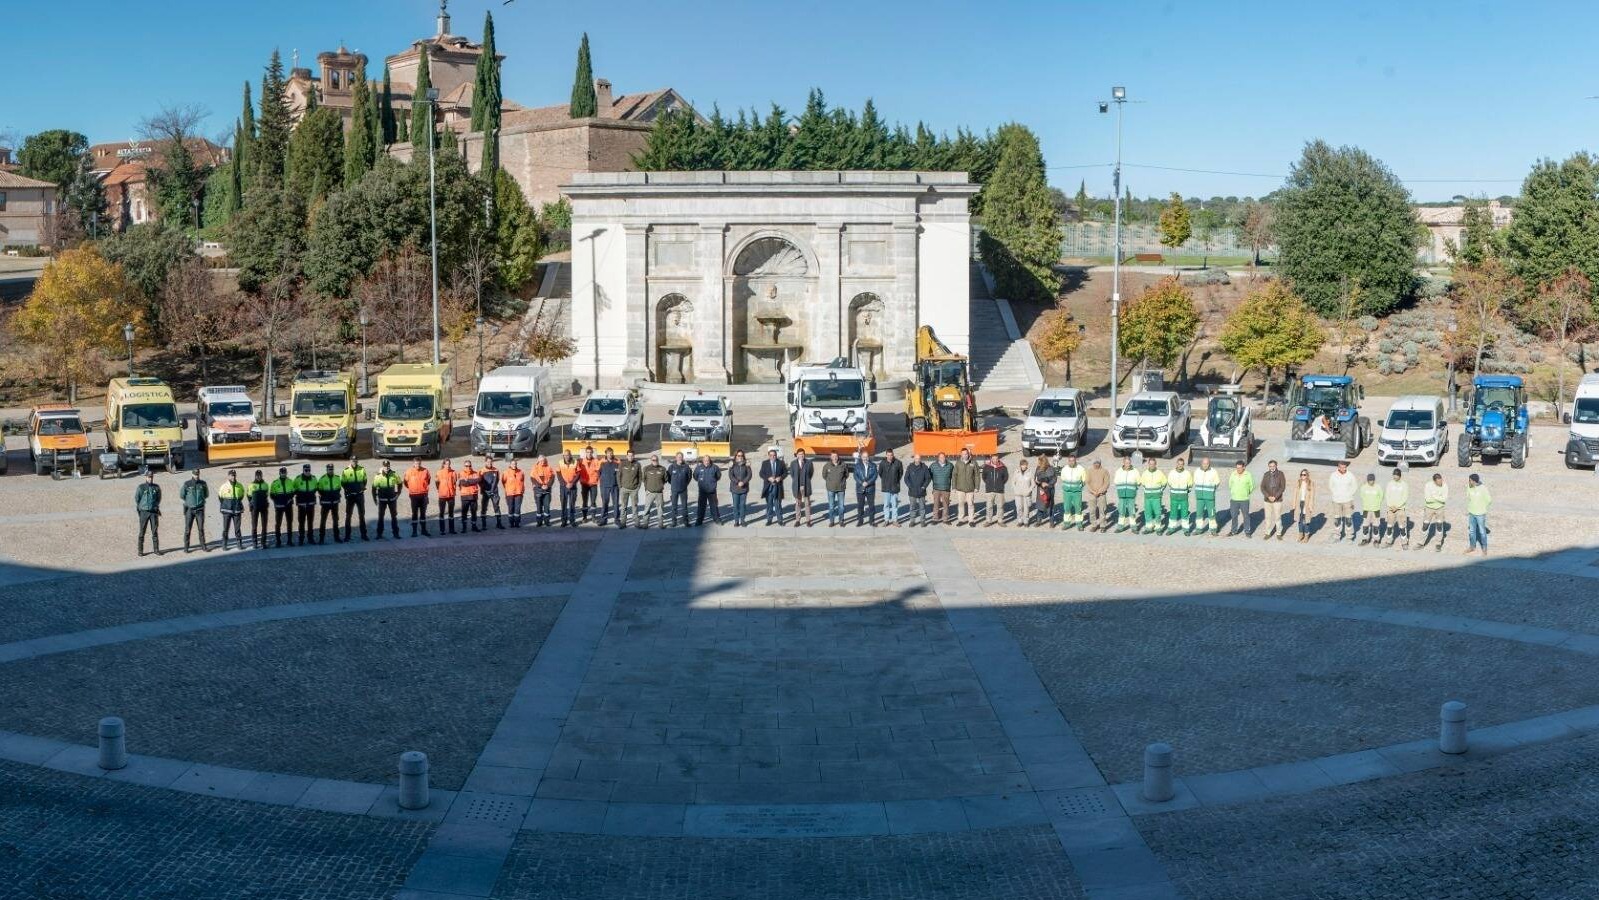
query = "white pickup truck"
xmin=1110 ymin=391 xmax=1190 ymax=457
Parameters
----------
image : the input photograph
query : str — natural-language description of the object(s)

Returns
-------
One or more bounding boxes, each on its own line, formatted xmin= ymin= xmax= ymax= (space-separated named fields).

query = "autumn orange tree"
xmin=1036 ymin=309 xmax=1085 ymax=382
xmin=14 ymin=246 xmax=143 ymax=401
xmin=1118 ymin=276 xmax=1198 ymax=381
xmin=1219 ymin=279 xmax=1325 ymax=402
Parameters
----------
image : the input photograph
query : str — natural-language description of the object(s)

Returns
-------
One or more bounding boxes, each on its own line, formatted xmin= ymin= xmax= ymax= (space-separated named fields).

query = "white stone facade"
xmin=565 ymin=171 xmax=977 ymax=389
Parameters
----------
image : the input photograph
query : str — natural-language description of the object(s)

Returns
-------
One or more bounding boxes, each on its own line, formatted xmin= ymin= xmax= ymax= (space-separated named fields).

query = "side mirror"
xmin=181 ymin=415 xmax=192 ymax=429
xmin=1564 ymin=412 xmax=1573 ymax=425
xmin=534 ymin=406 xmax=545 ymax=418
xmin=275 ymin=404 xmax=288 ymax=418
xmin=364 ymin=408 xmax=375 ymax=422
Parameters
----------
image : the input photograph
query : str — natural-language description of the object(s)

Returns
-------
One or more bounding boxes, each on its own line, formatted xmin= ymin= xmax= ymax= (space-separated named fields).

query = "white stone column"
xmin=815 ymin=224 xmax=845 ymax=362
xmin=887 ymin=223 xmax=921 ymax=379
xmin=622 ymin=226 xmax=649 ymax=383
xmin=699 ymin=225 xmax=729 ymax=384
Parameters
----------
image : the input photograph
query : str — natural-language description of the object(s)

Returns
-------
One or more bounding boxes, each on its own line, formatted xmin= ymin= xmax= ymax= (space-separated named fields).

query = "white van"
xmin=1376 ymin=395 xmax=1449 ymax=466
xmin=470 ymin=365 xmax=553 ymax=455
xmin=1564 ymin=374 xmax=1599 ymax=469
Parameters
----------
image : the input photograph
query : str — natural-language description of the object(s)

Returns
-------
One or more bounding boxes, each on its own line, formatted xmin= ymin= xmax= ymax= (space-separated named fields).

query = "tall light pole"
xmin=425 ymin=86 xmax=442 ymax=366
xmin=578 ymin=227 xmax=606 ymax=389
xmin=123 ymin=323 xmax=136 ymax=377
xmin=1100 ymin=86 xmax=1127 ymax=414
xmin=358 ymin=308 xmax=370 ymax=396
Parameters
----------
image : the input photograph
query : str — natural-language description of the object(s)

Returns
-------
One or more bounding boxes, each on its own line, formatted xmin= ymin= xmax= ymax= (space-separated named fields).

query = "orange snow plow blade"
xmin=911 ymin=429 xmax=999 ymax=457
xmin=205 ymin=438 xmax=281 ymax=465
xmin=792 ymin=431 xmax=877 ymax=457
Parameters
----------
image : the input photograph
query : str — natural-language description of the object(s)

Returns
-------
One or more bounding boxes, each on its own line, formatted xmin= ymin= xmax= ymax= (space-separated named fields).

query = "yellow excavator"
xmin=905 ymin=326 xmax=999 ymax=456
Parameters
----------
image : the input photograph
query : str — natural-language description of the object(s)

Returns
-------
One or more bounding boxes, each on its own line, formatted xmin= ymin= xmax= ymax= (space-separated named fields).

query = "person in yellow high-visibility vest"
xmin=1058 ymin=455 xmax=1088 ymax=528
xmin=1165 ymin=457 xmax=1193 ymax=535
xmin=1192 ymin=457 xmax=1221 ymax=535
xmin=1137 ymin=458 xmax=1167 ymax=535
xmin=1113 ymin=459 xmax=1140 ymax=532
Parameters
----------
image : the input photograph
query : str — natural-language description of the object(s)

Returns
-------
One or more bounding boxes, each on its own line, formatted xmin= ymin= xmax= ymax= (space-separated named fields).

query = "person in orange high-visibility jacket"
xmin=502 ymin=458 xmax=527 ymax=527
xmin=557 ymin=452 xmax=582 ymax=527
xmin=577 ymin=447 xmax=601 ymax=523
xmin=458 ymin=460 xmax=482 ymax=533
xmin=435 ymin=460 xmax=458 ymax=534
xmin=404 ymin=461 xmax=432 ymax=537
xmin=530 ymin=456 xmax=556 ymax=527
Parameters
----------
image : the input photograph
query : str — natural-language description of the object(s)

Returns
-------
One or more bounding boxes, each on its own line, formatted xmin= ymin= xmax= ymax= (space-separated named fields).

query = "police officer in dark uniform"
xmin=245 ymin=469 xmax=270 ymax=548
xmin=292 ymin=463 xmax=318 ymax=545
xmin=135 ymin=470 xmax=163 ymax=556
xmin=180 ymin=468 xmax=210 ymax=552
xmin=217 ymin=469 xmax=246 ymax=550
xmin=315 ymin=463 xmax=344 ymax=544
xmin=268 ymin=466 xmax=295 ymax=547
xmin=341 ymin=459 xmax=369 ymax=541
xmin=371 ymin=460 xmax=402 ymax=539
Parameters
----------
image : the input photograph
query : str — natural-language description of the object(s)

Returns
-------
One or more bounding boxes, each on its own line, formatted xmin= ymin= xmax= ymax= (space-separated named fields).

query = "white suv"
xmin=669 ymin=394 xmax=733 ymax=443
xmin=570 ymin=390 xmax=643 ymax=442
xmin=1111 ymin=391 xmax=1190 ymax=457
xmin=1376 ymin=396 xmax=1448 ymax=466
xmin=1021 ymin=388 xmax=1089 ymax=455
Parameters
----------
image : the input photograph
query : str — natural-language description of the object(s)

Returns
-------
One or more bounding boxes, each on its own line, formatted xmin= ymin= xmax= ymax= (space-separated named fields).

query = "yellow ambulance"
xmin=104 ymin=377 xmax=186 ymax=473
xmin=372 ymin=363 xmax=454 ymax=459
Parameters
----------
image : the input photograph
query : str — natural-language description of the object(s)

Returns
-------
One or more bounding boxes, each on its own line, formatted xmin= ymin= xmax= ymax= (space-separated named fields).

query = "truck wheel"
xmin=911 ymin=417 xmax=928 ymax=433
xmin=1510 ymin=440 xmax=1527 ymax=469
xmin=1457 ymin=443 xmax=1472 ymax=468
xmin=1344 ymin=429 xmax=1360 ymax=460
xmin=36 ymin=457 xmax=48 ymax=477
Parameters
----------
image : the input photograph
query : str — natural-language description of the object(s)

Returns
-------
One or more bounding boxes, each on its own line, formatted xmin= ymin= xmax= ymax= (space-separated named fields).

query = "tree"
xmin=17 ymin=129 xmax=88 ymax=192
xmin=1451 ymin=197 xmax=1500 ymax=268
xmin=236 ymin=81 xmax=256 ymax=193
xmin=475 ymin=13 xmax=502 ymax=174
xmin=99 ymin=224 xmax=196 ymax=334
xmin=494 ymin=170 xmax=541 ymax=292
xmin=1238 ymin=200 xmax=1275 ymax=265
xmin=1218 ymin=279 xmax=1325 ymax=402
xmin=236 ymin=268 xmax=307 ymax=414
xmin=13 ymin=247 xmax=142 ymax=401
xmin=139 ymin=104 xmax=212 ymax=230
xmin=345 ymin=60 xmax=377 ymax=185
xmin=1502 ymin=154 xmax=1599 ymax=307
xmin=524 ymin=302 xmax=575 ymax=364
xmin=1450 ymin=256 xmax=1519 ymax=375
xmin=61 ymin=154 xmax=107 ymax=237
xmin=287 ymin=105 xmax=344 ymax=206
xmin=255 ymin=51 xmax=291 ymax=187
xmin=976 ymin=123 xmax=1063 ymax=304
xmin=1118 ymin=277 xmax=1199 ymax=377
xmin=1522 ymin=267 xmax=1596 ymax=416
xmin=379 ymin=65 xmax=398 ymax=146
xmin=569 ymin=34 xmax=597 ymax=118
xmin=1036 ymin=309 xmax=1084 ymax=382
xmin=1157 ymin=193 xmax=1191 ymax=250
xmin=1274 ymin=140 xmax=1422 ymax=316
xmin=1074 ymin=181 xmax=1090 ymax=218
xmin=359 ymin=243 xmax=432 ymax=362
xmin=410 ymin=49 xmax=434 ymax=146
xmin=228 ymin=185 xmax=307 ymax=293
xmin=157 ymin=256 xmax=230 ymax=383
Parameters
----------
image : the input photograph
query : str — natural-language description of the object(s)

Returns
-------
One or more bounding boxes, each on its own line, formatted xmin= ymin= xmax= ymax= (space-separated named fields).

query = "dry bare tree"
xmin=232 ymin=271 xmax=306 ymax=416
xmin=359 ymin=243 xmax=432 ymax=364
xmin=158 ymin=257 xmax=231 ymax=383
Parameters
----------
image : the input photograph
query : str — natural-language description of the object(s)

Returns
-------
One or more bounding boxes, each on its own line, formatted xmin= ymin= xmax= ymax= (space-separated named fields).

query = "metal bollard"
xmin=1142 ymin=742 xmax=1174 ymax=802
xmin=398 ymin=751 xmax=430 ymax=809
xmin=98 ymin=717 xmax=127 ymax=771
xmin=1439 ymin=701 xmax=1468 ymax=754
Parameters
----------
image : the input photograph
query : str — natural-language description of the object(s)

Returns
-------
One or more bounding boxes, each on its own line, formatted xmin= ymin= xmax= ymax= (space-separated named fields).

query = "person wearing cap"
xmin=458 ymin=459 xmax=482 ymax=532
xmin=1326 ymin=460 xmax=1358 ymax=542
xmin=404 ymin=460 xmax=432 ymax=537
xmin=268 ymin=467 xmax=295 ymax=547
xmin=1358 ymin=472 xmax=1384 ymax=545
xmin=759 ymin=448 xmax=788 ymax=525
xmin=1226 ymin=460 xmax=1254 ymax=536
xmin=1113 ymin=457 xmax=1140 ymax=533
xmin=1382 ymin=467 xmax=1411 ymax=549
xmin=315 ymin=463 xmax=345 ymax=544
xmin=371 ymin=461 xmax=403 ymax=539
xmin=617 ymin=451 xmax=643 ymax=528
xmin=134 ymin=470 xmax=163 ymax=556
xmin=480 ymin=456 xmax=503 ymax=529
xmin=244 ymin=469 xmax=270 ymax=549
xmin=501 ymin=457 xmax=526 ymax=528
xmin=180 ymin=468 xmax=210 ymax=552
xmin=597 ymin=448 xmax=621 ymax=526
xmin=1191 ymin=457 xmax=1220 ymax=536
xmin=292 ymin=463 xmax=318 ymax=545
xmin=436 ymin=459 xmax=458 ymax=534
xmin=640 ymin=453 xmax=668 ymax=528
xmin=340 ymin=458 xmax=369 ymax=541
xmin=217 ymin=469 xmax=247 ymax=551
xmin=1464 ymin=473 xmax=1491 ymax=556
xmin=1419 ymin=471 xmax=1448 ymax=551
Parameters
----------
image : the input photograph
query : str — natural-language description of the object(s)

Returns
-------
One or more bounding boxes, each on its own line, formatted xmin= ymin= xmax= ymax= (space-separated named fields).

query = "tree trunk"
xmin=198 ymin=345 xmax=210 ymax=385
xmin=1261 ymin=366 xmax=1273 ymax=406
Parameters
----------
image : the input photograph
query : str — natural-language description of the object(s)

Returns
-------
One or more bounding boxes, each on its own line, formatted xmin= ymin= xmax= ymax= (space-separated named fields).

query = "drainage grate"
xmin=1047 ymin=788 xmax=1113 ymax=820
xmin=461 ymin=795 xmax=524 ymax=828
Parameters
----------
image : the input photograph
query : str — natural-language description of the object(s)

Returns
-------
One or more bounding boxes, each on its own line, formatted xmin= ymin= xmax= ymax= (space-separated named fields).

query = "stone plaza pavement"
xmin=0 ymin=447 xmax=1597 ymax=897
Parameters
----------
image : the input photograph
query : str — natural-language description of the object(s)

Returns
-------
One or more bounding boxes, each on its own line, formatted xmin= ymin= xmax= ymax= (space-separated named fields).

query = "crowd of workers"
xmin=130 ymin=444 xmax=1496 ymax=558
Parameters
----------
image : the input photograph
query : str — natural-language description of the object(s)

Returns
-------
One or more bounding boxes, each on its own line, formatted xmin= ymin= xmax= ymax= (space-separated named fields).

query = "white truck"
xmin=1110 ymin=391 xmax=1191 ymax=457
xmin=1564 ymin=373 xmax=1599 ymax=469
xmin=1020 ymin=388 xmax=1089 ymax=456
xmin=196 ymin=386 xmax=264 ymax=449
xmin=787 ymin=359 xmax=877 ymax=455
xmin=471 ymin=365 xmax=554 ymax=456
xmin=1376 ymin=395 xmax=1449 ymax=467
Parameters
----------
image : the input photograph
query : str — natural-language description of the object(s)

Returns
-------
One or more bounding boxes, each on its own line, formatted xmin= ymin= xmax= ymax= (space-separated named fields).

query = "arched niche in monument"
xmin=848 ymin=292 xmax=886 ymax=378
xmin=729 ymin=235 xmax=814 ymax=384
xmin=655 ymin=293 xmax=695 ymax=384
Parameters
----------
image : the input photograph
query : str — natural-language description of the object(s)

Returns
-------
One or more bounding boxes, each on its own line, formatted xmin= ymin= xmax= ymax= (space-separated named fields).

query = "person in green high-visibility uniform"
xmin=268 ymin=467 xmax=295 ymax=547
xmin=340 ymin=460 xmax=370 ymax=541
xmin=244 ymin=469 xmax=270 ymax=548
xmin=1192 ymin=457 xmax=1220 ymax=535
xmin=1165 ymin=457 xmax=1192 ymax=535
xmin=1137 ymin=458 xmax=1167 ymax=534
xmin=216 ymin=469 xmax=246 ymax=551
xmin=1113 ymin=458 xmax=1140 ymax=532
xmin=1058 ymin=455 xmax=1087 ymax=528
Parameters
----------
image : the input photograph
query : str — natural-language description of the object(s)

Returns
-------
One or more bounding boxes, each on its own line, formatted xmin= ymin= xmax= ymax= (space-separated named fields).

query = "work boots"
xmin=495 ymin=514 xmax=504 ymax=529
xmin=1360 ymin=525 xmax=1373 ymax=546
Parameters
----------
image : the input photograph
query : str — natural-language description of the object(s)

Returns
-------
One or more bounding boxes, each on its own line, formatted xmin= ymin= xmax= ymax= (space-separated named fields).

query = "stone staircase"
xmin=968 ymin=262 xmax=1043 ymax=391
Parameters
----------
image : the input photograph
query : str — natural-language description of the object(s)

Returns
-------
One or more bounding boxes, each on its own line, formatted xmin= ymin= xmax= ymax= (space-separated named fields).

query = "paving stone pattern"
xmin=627 ymin=537 xmax=926 ymax=582
xmin=0 ymin=759 xmax=429 ymax=899
xmin=541 ymin=585 xmax=1030 ymax=805
xmin=1141 ymin=730 xmax=1599 ymax=899
xmin=0 ymin=540 xmax=594 ymax=645
xmin=492 ymin=827 xmax=1083 ymax=899
xmin=0 ymin=597 xmax=565 ymax=790
xmin=994 ymin=595 xmax=1599 ymax=783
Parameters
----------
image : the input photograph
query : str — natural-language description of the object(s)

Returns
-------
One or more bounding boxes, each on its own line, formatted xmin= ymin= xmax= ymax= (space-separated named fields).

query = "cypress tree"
xmin=475 ymin=12 xmax=503 ymax=174
xmin=345 ymin=60 xmax=376 ymax=185
xmin=470 ymin=12 xmax=498 ymax=131
xmin=569 ymin=34 xmax=596 ymax=118
xmin=228 ymin=120 xmax=245 ymax=213
xmin=380 ymin=65 xmax=398 ymax=145
xmin=255 ymin=50 xmax=291 ymax=188
xmin=237 ymin=81 xmax=256 ymax=191
xmin=410 ymin=49 xmax=434 ymax=147
xmin=977 ymin=123 xmax=1064 ymax=303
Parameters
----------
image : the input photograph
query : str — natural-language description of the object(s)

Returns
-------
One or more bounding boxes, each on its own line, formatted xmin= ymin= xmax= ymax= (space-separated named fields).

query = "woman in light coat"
xmin=1293 ymin=468 xmax=1317 ymax=542
xmin=1010 ymin=458 xmax=1036 ymax=527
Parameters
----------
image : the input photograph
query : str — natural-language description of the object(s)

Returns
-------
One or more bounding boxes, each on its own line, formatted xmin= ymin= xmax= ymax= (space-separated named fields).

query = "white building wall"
xmin=569 ymin=218 xmax=628 ymax=388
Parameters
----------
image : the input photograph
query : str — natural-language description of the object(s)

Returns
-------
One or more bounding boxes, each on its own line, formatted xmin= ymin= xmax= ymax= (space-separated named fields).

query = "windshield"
xmin=677 ymin=399 xmax=725 ymax=416
xmin=121 ymin=403 xmax=178 ymax=429
xmin=922 ymin=360 xmax=966 ymax=387
xmin=207 ymin=400 xmax=253 ymax=418
xmin=1573 ymin=397 xmax=1599 ymax=425
xmin=293 ymin=391 xmax=348 ymax=415
xmin=378 ymin=394 xmax=436 ymax=421
xmin=37 ymin=416 xmax=84 ymax=435
xmin=1208 ymin=399 xmax=1239 ymax=426
xmin=1123 ymin=399 xmax=1170 ymax=417
xmin=799 ymin=379 xmax=865 ymax=409
xmin=581 ymin=397 xmax=627 ymax=416
xmin=1029 ymin=398 xmax=1077 ymax=418
xmin=1385 ymin=409 xmax=1434 ymax=429
xmin=1303 ymin=386 xmax=1347 ymax=408
xmin=479 ymin=392 xmax=534 ymax=418
xmin=1473 ymin=386 xmax=1518 ymax=412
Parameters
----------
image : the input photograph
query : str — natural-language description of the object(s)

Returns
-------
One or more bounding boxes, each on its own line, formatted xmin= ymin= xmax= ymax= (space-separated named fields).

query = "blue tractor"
xmin=1457 ymin=374 xmax=1529 ymax=469
xmin=1285 ymin=374 xmax=1371 ymax=462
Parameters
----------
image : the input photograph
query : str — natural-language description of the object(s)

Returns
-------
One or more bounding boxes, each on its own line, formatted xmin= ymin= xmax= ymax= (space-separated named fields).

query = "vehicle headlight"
xmin=673 ymin=420 xmax=684 ymax=428
xmin=334 ymin=427 xmax=348 ymax=441
xmin=290 ymin=425 xmax=302 ymax=439
xmin=709 ymin=420 xmax=721 ymax=428
xmin=422 ymin=420 xmax=439 ymax=432
xmin=249 ymin=428 xmax=263 ymax=439
xmin=853 ymin=422 xmax=868 ymax=435
xmin=373 ymin=423 xmax=385 ymax=436
xmin=1154 ymin=424 xmax=1169 ymax=433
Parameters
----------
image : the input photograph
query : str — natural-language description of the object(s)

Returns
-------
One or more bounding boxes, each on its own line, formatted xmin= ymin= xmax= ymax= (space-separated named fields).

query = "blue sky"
xmin=3 ymin=0 xmax=1594 ymax=201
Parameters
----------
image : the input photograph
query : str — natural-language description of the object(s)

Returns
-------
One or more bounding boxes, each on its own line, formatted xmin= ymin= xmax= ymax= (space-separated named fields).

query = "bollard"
xmin=98 ymin=717 xmax=127 ymax=771
xmin=398 ymin=751 xmax=430 ymax=809
xmin=1141 ymin=742 xmax=1174 ymax=802
xmin=1439 ymin=701 xmax=1468 ymax=754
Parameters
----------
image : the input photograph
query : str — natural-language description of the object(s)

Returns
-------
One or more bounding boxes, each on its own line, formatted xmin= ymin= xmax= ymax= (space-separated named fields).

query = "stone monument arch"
xmin=728 ymin=233 xmax=817 ymax=383
xmin=848 ymin=292 xmax=887 ymax=378
xmin=655 ymin=293 xmax=695 ymax=383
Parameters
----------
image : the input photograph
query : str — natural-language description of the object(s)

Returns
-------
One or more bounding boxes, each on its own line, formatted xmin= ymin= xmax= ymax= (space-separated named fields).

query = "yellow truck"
xmin=103 ymin=377 xmax=186 ymax=475
xmin=372 ymin=363 xmax=454 ymax=459
xmin=287 ymin=370 xmax=358 ymax=459
xmin=905 ymin=325 xmax=998 ymax=457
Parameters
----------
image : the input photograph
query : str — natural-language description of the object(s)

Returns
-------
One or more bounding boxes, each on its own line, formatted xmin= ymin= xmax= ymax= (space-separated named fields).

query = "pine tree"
xmin=752 ymin=105 xmax=788 ymax=169
xmin=783 ymin=89 xmax=834 ymax=169
xmin=63 ymin=154 xmax=107 ymax=237
xmin=229 ymin=121 xmax=246 ymax=213
xmin=346 ymin=60 xmax=376 ymax=185
xmin=1074 ymin=180 xmax=1089 ymax=214
xmin=380 ymin=65 xmax=398 ymax=145
xmin=288 ymin=106 xmax=344 ymax=206
xmin=255 ymin=50 xmax=291 ymax=188
xmin=1157 ymin=193 xmax=1192 ymax=249
xmin=976 ymin=123 xmax=1063 ymax=303
xmin=852 ymin=99 xmax=889 ymax=169
xmin=569 ymin=34 xmax=597 ymax=118
xmin=410 ymin=49 xmax=434 ymax=147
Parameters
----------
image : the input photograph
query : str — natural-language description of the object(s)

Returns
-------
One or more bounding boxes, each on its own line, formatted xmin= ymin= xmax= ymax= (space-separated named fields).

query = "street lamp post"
xmin=577 ymin=227 xmax=607 ymax=389
xmin=1100 ymin=86 xmax=1128 ymax=416
xmin=425 ymin=86 xmax=442 ymax=366
xmin=358 ymin=308 xmax=370 ymax=396
xmin=123 ymin=323 xmax=136 ymax=377
xmin=475 ymin=315 xmax=486 ymax=383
